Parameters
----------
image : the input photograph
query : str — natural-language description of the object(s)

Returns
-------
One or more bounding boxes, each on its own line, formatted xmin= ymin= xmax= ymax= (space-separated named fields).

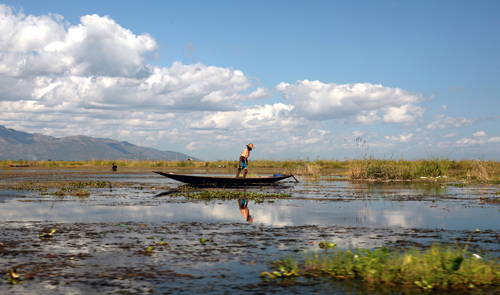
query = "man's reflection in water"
xmin=238 ymin=199 xmax=253 ymax=223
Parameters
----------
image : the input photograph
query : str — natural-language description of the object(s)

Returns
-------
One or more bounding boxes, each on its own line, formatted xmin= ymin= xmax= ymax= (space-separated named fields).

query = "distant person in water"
xmin=238 ymin=199 xmax=253 ymax=223
xmin=112 ymin=163 xmax=117 ymax=172
xmin=236 ymin=143 xmax=254 ymax=178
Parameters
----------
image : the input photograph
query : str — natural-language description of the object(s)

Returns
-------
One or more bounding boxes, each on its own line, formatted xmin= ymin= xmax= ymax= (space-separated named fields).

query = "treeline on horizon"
xmin=2 ymin=156 xmax=499 ymax=182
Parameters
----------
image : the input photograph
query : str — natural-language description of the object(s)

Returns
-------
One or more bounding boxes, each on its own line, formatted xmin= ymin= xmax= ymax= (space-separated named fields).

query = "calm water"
xmin=2 ymin=168 xmax=500 ymax=295
xmin=2 ymin=169 xmax=499 ymax=231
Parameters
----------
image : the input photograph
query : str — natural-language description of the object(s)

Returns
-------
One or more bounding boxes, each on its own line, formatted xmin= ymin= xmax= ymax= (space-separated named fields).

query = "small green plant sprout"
xmin=159 ymin=238 xmax=170 ymax=245
xmin=261 ymin=258 xmax=299 ymax=279
xmin=318 ymin=241 xmax=336 ymax=249
xmin=9 ymin=269 xmax=20 ymax=279
xmin=150 ymin=236 xmax=170 ymax=246
xmin=414 ymin=279 xmax=434 ymax=290
xmin=39 ymin=228 xmax=56 ymax=238
xmin=199 ymin=238 xmax=214 ymax=245
xmin=145 ymin=246 xmax=154 ymax=254
xmin=7 ymin=269 xmax=23 ymax=285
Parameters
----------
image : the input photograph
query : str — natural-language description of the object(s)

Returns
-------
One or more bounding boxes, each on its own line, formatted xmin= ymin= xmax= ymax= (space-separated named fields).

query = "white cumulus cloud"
xmin=0 ymin=6 xmax=157 ymax=78
xmin=426 ymin=117 xmax=476 ymax=130
xmin=472 ymin=131 xmax=487 ymax=137
xmin=385 ymin=133 xmax=414 ymax=143
xmin=276 ymin=80 xmax=424 ymax=123
xmin=356 ymin=111 xmax=379 ymax=125
xmin=443 ymin=132 xmax=458 ymax=138
xmin=455 ymin=136 xmax=500 ymax=146
xmin=187 ymin=103 xmax=295 ymax=130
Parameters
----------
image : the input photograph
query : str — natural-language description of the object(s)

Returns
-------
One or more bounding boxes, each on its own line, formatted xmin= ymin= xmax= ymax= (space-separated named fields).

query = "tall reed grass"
xmin=348 ymin=155 xmax=451 ymax=180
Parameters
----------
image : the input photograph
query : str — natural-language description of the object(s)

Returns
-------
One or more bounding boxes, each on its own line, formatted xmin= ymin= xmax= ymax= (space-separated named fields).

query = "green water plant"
xmin=70 ymin=181 xmax=110 ymax=188
xmin=262 ymin=244 xmax=500 ymax=290
xmin=75 ymin=189 xmax=90 ymax=196
xmin=318 ymin=241 xmax=336 ymax=249
xmin=39 ymin=229 xmax=56 ymax=238
xmin=261 ymin=255 xmax=300 ymax=279
xmin=6 ymin=269 xmax=24 ymax=285
xmin=176 ymin=190 xmax=291 ymax=200
xmin=149 ymin=236 xmax=170 ymax=246
xmin=140 ymin=236 xmax=169 ymax=255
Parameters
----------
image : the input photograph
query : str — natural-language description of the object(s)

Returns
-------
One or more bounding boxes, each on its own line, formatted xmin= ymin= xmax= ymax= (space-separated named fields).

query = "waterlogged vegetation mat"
xmin=1 ymin=167 xmax=500 ymax=294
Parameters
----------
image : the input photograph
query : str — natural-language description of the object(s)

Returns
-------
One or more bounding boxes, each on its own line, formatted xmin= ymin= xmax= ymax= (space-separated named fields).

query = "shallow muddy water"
xmin=1 ymin=167 xmax=500 ymax=294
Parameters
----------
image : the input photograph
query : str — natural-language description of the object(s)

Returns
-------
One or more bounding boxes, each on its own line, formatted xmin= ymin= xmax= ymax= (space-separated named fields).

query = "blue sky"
xmin=0 ymin=1 xmax=499 ymax=160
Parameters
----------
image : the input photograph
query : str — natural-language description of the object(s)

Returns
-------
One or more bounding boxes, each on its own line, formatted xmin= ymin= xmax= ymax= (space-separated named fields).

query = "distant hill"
xmin=0 ymin=126 xmax=198 ymax=161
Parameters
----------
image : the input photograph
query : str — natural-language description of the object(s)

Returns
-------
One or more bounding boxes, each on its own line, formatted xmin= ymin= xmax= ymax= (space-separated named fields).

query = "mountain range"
xmin=0 ymin=126 xmax=197 ymax=161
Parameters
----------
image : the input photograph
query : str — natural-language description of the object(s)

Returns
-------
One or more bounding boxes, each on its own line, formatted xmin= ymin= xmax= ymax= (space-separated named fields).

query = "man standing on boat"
xmin=236 ymin=143 xmax=254 ymax=178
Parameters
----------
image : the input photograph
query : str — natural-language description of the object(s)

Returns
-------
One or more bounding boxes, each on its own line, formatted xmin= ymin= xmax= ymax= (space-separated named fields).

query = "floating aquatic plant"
xmin=6 ymin=269 xmax=23 ymax=285
xmin=175 ymin=190 xmax=291 ymax=200
xmin=39 ymin=229 xmax=56 ymax=238
xmin=75 ymin=189 xmax=90 ymax=197
xmin=70 ymin=181 xmax=110 ymax=188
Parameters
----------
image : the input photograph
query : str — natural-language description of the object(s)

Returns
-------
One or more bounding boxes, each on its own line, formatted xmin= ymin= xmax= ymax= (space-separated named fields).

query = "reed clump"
xmin=466 ymin=160 xmax=490 ymax=181
xmin=449 ymin=159 xmax=499 ymax=182
xmin=284 ymin=162 xmax=321 ymax=177
xmin=262 ymin=244 xmax=500 ymax=291
xmin=348 ymin=158 xmax=413 ymax=180
xmin=348 ymin=155 xmax=450 ymax=180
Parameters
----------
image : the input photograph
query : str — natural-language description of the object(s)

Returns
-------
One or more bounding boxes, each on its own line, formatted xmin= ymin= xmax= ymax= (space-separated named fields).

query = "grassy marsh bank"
xmin=2 ymin=158 xmax=499 ymax=182
xmin=348 ymin=157 xmax=500 ymax=182
xmin=262 ymin=244 xmax=500 ymax=291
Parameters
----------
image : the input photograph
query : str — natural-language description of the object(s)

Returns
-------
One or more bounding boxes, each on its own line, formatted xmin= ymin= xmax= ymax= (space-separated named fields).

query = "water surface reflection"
xmin=1 ymin=169 xmax=499 ymax=232
xmin=2 ymin=196 xmax=499 ymax=231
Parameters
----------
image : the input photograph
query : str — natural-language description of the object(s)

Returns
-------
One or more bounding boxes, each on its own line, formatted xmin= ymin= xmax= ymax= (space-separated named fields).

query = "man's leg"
xmin=236 ymin=161 xmax=242 ymax=177
xmin=243 ymin=169 xmax=248 ymax=178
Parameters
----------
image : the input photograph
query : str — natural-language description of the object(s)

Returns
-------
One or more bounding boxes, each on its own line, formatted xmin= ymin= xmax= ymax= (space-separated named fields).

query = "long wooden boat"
xmin=154 ymin=172 xmax=297 ymax=186
xmin=9 ymin=164 xmax=30 ymax=167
